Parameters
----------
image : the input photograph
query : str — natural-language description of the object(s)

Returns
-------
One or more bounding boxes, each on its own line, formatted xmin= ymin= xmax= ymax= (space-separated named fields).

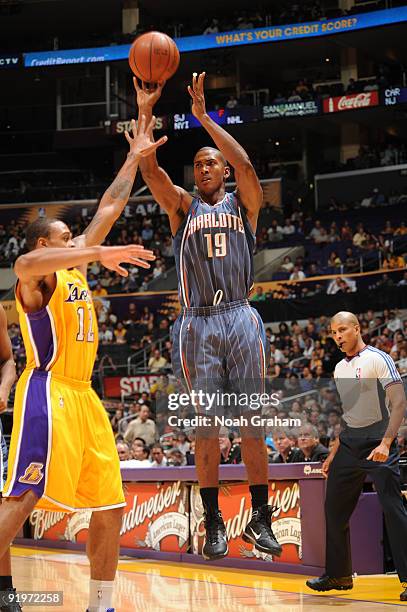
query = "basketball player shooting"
xmin=0 ymin=115 xmax=166 ymax=612
xmin=135 ymin=73 xmax=282 ymax=560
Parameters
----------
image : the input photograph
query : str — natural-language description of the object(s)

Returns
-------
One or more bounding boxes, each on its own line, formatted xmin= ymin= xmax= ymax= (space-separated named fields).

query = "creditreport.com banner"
xmin=23 ymin=7 xmax=407 ymax=67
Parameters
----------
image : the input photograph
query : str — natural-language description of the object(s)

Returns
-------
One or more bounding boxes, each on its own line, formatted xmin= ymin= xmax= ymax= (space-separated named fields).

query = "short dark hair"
xmin=25 ymin=218 xmax=60 ymax=251
xmin=194 ymin=146 xmax=228 ymax=167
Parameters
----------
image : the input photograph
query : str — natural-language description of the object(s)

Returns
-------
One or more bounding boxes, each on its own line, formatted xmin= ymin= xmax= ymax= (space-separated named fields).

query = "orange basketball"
xmin=129 ymin=31 xmax=180 ymax=83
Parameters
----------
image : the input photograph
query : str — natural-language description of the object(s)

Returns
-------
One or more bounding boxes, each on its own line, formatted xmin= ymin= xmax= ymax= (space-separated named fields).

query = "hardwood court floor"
xmin=11 ymin=545 xmax=407 ymax=611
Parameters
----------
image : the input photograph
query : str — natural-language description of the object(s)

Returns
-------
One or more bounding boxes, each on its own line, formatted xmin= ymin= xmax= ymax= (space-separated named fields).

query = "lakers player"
xmin=136 ymin=74 xmax=282 ymax=560
xmin=0 ymin=115 xmax=166 ymax=612
xmin=0 ymin=304 xmax=20 ymax=612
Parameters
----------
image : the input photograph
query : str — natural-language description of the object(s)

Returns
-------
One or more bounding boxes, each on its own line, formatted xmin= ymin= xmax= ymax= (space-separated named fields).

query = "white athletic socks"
xmin=88 ymin=579 xmax=114 ymax=612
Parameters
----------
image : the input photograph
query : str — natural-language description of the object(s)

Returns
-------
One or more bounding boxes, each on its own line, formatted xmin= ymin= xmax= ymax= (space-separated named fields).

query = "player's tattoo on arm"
xmin=83 ymin=211 xmax=104 ymax=235
xmin=109 ymin=177 xmax=132 ymax=200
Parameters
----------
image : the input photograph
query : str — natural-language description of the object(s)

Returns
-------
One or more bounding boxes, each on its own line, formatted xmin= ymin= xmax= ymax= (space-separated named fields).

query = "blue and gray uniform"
xmin=172 ymin=191 xmax=269 ymax=405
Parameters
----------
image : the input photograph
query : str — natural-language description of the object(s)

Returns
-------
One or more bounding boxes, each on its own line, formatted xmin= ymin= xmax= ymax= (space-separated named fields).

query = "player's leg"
xmin=227 ymin=306 xmax=281 ymax=554
xmin=0 ymin=492 xmax=38 ymax=560
xmin=368 ymin=444 xmax=407 ymax=601
xmin=307 ymin=440 xmax=364 ymax=592
xmin=172 ymin=312 xmax=226 ymax=559
xmin=76 ymin=387 xmax=126 ymax=612
xmin=86 ymin=507 xmax=124 ymax=612
xmin=0 ymin=423 xmax=31 ymax=612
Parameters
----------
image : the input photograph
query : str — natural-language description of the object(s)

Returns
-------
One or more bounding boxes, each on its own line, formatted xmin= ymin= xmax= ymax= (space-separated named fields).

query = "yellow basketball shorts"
xmin=3 ymin=369 xmax=125 ymax=512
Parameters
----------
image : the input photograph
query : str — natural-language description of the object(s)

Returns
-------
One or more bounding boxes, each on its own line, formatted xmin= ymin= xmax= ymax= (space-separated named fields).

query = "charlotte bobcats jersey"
xmin=16 ymin=268 xmax=98 ymax=382
xmin=173 ymin=191 xmax=255 ymax=307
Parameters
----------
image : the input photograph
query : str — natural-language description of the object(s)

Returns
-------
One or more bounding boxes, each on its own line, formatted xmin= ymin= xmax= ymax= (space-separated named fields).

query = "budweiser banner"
xmin=103 ymin=374 xmax=161 ymax=398
xmin=29 ymin=482 xmax=189 ymax=553
xmin=190 ymin=481 xmax=301 ymax=563
xmin=323 ymin=91 xmax=379 ymax=113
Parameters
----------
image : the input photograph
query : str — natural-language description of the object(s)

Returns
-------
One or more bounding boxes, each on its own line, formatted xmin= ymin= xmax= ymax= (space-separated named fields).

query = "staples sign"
xmin=323 ymin=91 xmax=379 ymax=113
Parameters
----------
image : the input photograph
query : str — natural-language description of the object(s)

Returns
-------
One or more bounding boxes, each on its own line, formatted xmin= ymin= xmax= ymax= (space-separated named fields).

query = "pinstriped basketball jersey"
xmin=173 ymin=191 xmax=255 ymax=307
xmin=16 ymin=268 xmax=98 ymax=382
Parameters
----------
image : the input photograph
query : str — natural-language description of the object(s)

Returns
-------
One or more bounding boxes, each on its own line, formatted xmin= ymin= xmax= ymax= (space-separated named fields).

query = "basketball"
xmin=128 ymin=31 xmax=180 ymax=83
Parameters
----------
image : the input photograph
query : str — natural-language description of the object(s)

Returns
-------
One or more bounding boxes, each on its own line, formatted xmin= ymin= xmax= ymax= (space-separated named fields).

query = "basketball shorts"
xmin=172 ymin=299 xmax=270 ymax=423
xmin=3 ymin=369 xmax=125 ymax=512
xmin=0 ymin=420 xmax=7 ymax=493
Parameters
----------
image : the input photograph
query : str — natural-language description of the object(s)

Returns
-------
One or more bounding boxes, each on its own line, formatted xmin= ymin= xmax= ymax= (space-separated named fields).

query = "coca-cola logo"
xmin=324 ymin=91 xmax=378 ymax=114
xmin=338 ymin=93 xmax=373 ymax=110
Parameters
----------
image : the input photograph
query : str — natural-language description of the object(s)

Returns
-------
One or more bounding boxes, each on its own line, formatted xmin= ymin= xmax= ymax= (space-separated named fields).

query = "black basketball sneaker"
xmin=242 ymin=504 xmax=282 ymax=556
xmin=202 ymin=510 xmax=228 ymax=560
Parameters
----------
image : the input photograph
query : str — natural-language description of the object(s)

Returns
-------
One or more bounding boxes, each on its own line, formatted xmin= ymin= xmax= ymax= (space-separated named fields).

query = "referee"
xmin=306 ymin=311 xmax=407 ymax=601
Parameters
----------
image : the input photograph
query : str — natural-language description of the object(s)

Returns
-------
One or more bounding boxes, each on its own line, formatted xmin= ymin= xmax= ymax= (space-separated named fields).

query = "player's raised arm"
xmin=134 ymin=78 xmax=192 ymax=235
xmin=75 ymin=114 xmax=168 ymax=248
xmin=14 ymin=244 xmax=155 ymax=283
xmin=188 ymin=72 xmax=263 ymax=230
xmin=0 ymin=305 xmax=16 ymax=413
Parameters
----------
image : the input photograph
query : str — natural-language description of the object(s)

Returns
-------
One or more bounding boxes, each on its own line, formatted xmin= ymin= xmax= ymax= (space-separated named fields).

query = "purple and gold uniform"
xmin=3 ymin=268 xmax=125 ymax=512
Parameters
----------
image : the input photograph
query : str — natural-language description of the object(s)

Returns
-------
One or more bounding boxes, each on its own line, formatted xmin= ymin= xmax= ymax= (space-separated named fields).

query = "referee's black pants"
xmin=325 ymin=428 xmax=407 ymax=582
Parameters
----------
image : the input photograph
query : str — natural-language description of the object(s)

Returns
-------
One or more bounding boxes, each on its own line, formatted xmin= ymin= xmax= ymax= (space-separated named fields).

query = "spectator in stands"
xmin=93 ymin=282 xmax=108 ymax=298
xmin=99 ymin=323 xmax=113 ymax=344
xmin=114 ymin=322 xmax=127 ymax=344
xmin=353 ymin=224 xmax=368 ymax=248
xmin=327 ymin=277 xmax=356 ymax=295
xmin=395 ymin=221 xmax=407 ymax=236
xmin=288 ymin=89 xmax=302 ymax=102
xmin=267 ymin=219 xmax=283 ymax=242
xmin=219 ymin=430 xmax=242 ymax=464
xmin=124 ymin=405 xmax=158 ymax=446
xmin=127 ymin=443 xmax=152 ymax=467
xmin=202 ymin=18 xmax=219 ymax=34
xmin=166 ymin=448 xmax=187 ymax=466
xmin=110 ymin=407 xmax=124 ymax=433
xmin=251 ymin=285 xmax=267 ymax=302
xmin=398 ymin=272 xmax=407 ymax=286
xmin=270 ymin=428 xmax=299 ymax=463
xmin=289 ymin=266 xmax=306 ymax=281
xmin=387 ymin=310 xmax=403 ymax=332
xmin=375 ymin=273 xmax=395 ymax=289
xmin=309 ymin=220 xmax=324 ymax=242
xmin=327 ymin=251 xmax=342 ymax=269
xmin=344 ymin=247 xmax=358 ymax=272
xmin=383 ymin=253 xmax=405 ymax=270
xmin=150 ymin=444 xmax=168 ymax=467
xmin=172 ymin=431 xmax=189 ymax=455
xmin=281 ymin=218 xmax=296 ymax=236
xmin=270 ymin=343 xmax=285 ymax=364
xmin=341 ymin=221 xmax=353 ymax=241
xmin=226 ymin=94 xmax=239 ymax=109
xmin=346 ymin=77 xmax=359 ymax=93
xmin=116 ymin=441 xmax=131 ymax=461
xmin=296 ymin=424 xmax=329 ymax=462
xmin=326 ymin=410 xmax=341 ymax=439
xmin=148 ymin=348 xmax=168 ymax=372
xmin=281 ymin=255 xmax=294 ymax=273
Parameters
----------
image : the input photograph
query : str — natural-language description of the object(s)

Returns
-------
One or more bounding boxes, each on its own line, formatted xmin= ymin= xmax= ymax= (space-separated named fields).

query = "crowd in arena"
xmin=6 ymin=301 xmax=407 ymax=472
xmin=106 ymin=306 xmax=407 ymax=469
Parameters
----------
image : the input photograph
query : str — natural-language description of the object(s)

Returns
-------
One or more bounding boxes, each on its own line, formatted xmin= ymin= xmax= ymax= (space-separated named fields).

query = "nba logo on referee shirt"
xmin=18 ymin=462 xmax=44 ymax=485
xmin=356 ymin=367 xmax=362 ymax=379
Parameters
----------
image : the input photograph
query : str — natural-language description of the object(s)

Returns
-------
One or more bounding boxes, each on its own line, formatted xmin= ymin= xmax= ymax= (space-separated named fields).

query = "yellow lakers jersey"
xmin=16 ymin=268 xmax=98 ymax=382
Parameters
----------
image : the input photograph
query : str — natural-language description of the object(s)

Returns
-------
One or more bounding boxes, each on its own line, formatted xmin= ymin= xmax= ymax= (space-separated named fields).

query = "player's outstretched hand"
xmin=133 ymin=77 xmax=165 ymax=108
xmin=188 ymin=72 xmax=207 ymax=121
xmin=366 ymin=441 xmax=390 ymax=462
xmin=100 ymin=245 xmax=156 ymax=277
xmin=125 ymin=115 xmax=167 ymax=158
